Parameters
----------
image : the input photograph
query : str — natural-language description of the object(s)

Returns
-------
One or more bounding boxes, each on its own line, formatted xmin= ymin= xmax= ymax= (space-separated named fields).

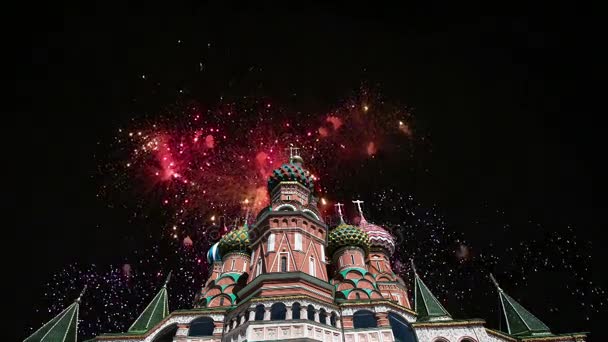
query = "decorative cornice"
xmin=486 ymin=328 xmax=519 ymax=342
xmin=338 ymin=299 xmax=416 ymax=316
xmin=220 ymin=252 xmax=251 ymax=262
xmin=412 ymin=319 xmax=486 ymax=328
xmin=255 ymin=209 xmax=327 ymax=230
xmin=237 ymin=271 xmax=334 ymax=299
xmin=269 ymin=180 xmax=311 ymax=196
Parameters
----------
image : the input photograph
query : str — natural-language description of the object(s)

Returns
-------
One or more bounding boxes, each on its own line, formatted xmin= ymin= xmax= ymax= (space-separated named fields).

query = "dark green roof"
xmin=412 ymin=262 xmax=451 ymax=321
xmin=25 ymin=286 xmax=86 ymax=342
xmin=491 ymin=274 xmax=551 ymax=337
xmin=128 ymin=273 xmax=170 ymax=333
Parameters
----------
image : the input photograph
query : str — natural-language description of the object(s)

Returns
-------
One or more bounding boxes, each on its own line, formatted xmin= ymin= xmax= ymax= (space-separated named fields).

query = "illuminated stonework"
xmin=29 ymin=155 xmax=586 ymax=342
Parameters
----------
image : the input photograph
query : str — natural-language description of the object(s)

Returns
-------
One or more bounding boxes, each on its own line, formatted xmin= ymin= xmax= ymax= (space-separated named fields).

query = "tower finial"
xmin=410 ymin=259 xmax=417 ymax=275
xmin=285 ymin=146 xmax=303 ymax=164
xmin=75 ymin=285 xmax=87 ymax=303
xmin=489 ymin=273 xmax=502 ymax=292
xmin=163 ymin=271 xmax=172 ymax=288
xmin=352 ymin=199 xmax=366 ymax=221
xmin=334 ymin=202 xmax=345 ymax=224
xmin=243 ymin=199 xmax=251 ymax=228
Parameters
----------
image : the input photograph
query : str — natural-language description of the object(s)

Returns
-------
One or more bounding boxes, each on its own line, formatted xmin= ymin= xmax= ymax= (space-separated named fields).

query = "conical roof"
xmin=412 ymin=261 xmax=451 ymax=321
xmin=128 ymin=272 xmax=171 ymax=333
xmin=490 ymin=274 xmax=551 ymax=337
xmin=25 ymin=286 xmax=86 ymax=342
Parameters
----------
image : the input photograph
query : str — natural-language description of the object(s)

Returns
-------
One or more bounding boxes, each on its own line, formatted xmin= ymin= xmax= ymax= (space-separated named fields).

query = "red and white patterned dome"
xmin=359 ymin=217 xmax=396 ymax=255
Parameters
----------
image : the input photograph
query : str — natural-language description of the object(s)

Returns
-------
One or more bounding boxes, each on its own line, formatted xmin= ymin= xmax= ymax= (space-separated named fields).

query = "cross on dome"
xmin=352 ymin=199 xmax=367 ymax=221
xmin=334 ymin=202 xmax=345 ymax=223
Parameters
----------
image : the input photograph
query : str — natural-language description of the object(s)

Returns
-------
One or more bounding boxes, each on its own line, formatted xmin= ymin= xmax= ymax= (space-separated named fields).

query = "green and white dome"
xmin=327 ymin=222 xmax=370 ymax=256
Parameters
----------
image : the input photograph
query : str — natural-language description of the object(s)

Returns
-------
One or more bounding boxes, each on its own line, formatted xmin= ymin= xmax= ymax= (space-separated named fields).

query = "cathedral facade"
xmin=26 ymin=154 xmax=587 ymax=342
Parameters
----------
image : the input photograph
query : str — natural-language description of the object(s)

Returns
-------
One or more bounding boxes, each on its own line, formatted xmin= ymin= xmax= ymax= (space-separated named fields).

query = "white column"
xmin=301 ymin=307 xmax=308 ymax=319
xmin=336 ymin=318 xmax=341 ymax=328
xmin=286 ymin=306 xmax=293 ymax=320
xmin=249 ymin=310 xmax=256 ymax=321
xmin=240 ymin=315 xmax=246 ymax=324
xmin=314 ymin=310 xmax=319 ymax=322
xmin=264 ymin=308 xmax=271 ymax=320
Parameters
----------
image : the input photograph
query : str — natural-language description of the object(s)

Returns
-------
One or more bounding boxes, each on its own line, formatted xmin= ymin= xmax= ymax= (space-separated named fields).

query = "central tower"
xmin=238 ymin=149 xmax=333 ymax=304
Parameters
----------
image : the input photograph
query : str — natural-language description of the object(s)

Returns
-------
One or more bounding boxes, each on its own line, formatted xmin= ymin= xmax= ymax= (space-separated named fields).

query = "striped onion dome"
xmin=206 ymin=242 xmax=222 ymax=264
xmin=359 ymin=217 xmax=396 ymax=255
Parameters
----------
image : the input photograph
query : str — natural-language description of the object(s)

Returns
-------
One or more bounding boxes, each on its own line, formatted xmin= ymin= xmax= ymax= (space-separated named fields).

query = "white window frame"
xmin=294 ymin=233 xmax=302 ymax=250
xmin=268 ymin=234 xmax=275 ymax=252
xmin=256 ymin=258 xmax=262 ymax=277
xmin=279 ymin=252 xmax=290 ymax=272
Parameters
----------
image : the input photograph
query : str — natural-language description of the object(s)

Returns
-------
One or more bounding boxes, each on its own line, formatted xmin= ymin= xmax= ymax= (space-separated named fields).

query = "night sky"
xmin=18 ymin=2 xmax=602 ymax=341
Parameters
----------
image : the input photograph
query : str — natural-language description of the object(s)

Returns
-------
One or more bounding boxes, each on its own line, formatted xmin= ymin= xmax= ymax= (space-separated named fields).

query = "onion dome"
xmin=327 ymin=222 xmax=371 ymax=256
xmin=218 ymin=223 xmax=251 ymax=256
xmin=206 ymin=242 xmax=222 ymax=264
xmin=359 ymin=218 xmax=396 ymax=255
xmin=267 ymin=162 xmax=314 ymax=192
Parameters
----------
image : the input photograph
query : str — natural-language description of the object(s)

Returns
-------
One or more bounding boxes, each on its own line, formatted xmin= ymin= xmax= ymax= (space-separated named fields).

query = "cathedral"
xmin=26 ymin=153 xmax=588 ymax=342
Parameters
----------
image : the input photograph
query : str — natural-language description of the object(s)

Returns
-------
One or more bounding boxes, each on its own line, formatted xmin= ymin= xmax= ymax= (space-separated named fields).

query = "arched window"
xmin=376 ymin=261 xmax=382 ymax=272
xmin=307 ymin=304 xmax=315 ymax=320
xmin=152 ymin=324 xmax=178 ymax=342
xmin=231 ymin=259 xmax=235 ymax=270
xmin=388 ymin=312 xmax=418 ymax=342
xmin=330 ymin=312 xmax=337 ymax=327
xmin=351 ymin=254 xmax=355 ymax=264
xmin=188 ymin=317 xmax=215 ymax=336
xmin=292 ymin=302 xmax=301 ymax=319
xmin=309 ymin=256 xmax=315 ymax=277
xmin=254 ymin=304 xmax=265 ymax=321
xmin=281 ymin=255 xmax=288 ymax=272
xmin=353 ymin=310 xmax=377 ymax=329
xmin=271 ymin=303 xmax=287 ymax=320
xmin=460 ymin=339 xmax=476 ymax=342
xmin=219 ymin=297 xmax=225 ymax=306
xmin=319 ymin=309 xmax=328 ymax=325
xmin=356 ymin=292 xmax=361 ymax=300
